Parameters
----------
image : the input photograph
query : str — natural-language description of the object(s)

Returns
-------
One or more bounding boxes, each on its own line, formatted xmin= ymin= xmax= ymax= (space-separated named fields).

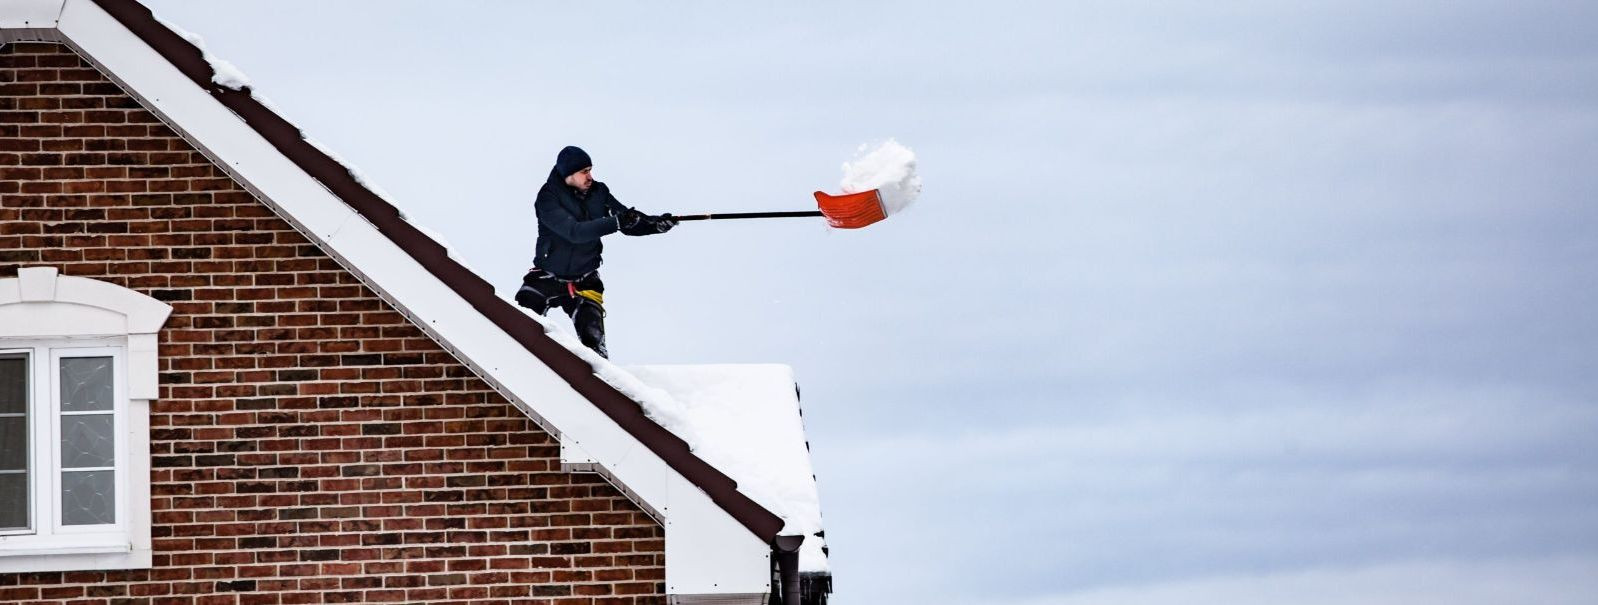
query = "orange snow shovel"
xmin=671 ymin=189 xmax=888 ymax=230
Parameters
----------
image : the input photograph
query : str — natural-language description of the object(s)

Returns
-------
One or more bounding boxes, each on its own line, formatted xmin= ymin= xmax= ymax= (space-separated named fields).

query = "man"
xmin=514 ymin=146 xmax=675 ymax=358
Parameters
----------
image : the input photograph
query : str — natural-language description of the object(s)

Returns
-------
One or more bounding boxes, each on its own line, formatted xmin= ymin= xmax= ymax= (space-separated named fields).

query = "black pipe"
xmin=773 ymin=535 xmax=805 ymax=604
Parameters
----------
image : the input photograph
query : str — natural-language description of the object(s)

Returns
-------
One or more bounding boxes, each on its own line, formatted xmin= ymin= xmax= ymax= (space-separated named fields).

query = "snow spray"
xmin=840 ymin=139 xmax=922 ymax=216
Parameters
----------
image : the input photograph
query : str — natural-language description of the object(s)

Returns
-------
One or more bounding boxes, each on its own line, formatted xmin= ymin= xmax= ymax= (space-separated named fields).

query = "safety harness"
xmin=568 ymin=281 xmax=604 ymax=306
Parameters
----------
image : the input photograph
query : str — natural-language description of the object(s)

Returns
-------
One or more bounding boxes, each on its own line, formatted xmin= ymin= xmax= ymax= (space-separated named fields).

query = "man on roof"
xmin=515 ymin=146 xmax=676 ymax=358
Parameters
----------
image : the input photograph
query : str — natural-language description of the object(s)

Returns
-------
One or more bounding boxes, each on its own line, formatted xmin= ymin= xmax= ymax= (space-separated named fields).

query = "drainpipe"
xmin=772 ymin=535 xmax=805 ymax=604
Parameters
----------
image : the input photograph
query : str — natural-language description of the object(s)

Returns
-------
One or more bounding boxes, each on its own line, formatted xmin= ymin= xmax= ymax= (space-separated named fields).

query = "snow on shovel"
xmin=673 ymin=139 xmax=921 ymax=230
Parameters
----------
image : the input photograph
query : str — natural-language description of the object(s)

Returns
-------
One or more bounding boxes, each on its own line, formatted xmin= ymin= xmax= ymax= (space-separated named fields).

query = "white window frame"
xmin=51 ymin=345 xmax=128 ymax=536
xmin=1 ymin=343 xmax=127 ymax=540
xmin=0 ymin=267 xmax=170 ymax=572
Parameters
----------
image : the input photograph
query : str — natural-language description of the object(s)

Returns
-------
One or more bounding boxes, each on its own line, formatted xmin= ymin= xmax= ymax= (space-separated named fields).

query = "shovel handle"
xmin=672 ymin=211 xmax=823 ymax=221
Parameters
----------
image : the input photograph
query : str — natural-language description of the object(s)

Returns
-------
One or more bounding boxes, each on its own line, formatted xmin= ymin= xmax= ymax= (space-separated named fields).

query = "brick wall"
xmin=0 ymin=42 xmax=666 ymax=604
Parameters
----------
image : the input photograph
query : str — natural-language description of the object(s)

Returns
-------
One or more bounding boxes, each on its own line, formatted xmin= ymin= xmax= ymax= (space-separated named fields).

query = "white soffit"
xmin=0 ymin=0 xmax=64 ymax=29
xmin=666 ymin=474 xmax=773 ymax=596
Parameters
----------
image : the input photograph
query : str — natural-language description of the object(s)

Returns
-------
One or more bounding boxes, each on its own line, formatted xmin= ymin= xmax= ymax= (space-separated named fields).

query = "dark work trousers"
xmin=514 ymin=269 xmax=608 ymax=358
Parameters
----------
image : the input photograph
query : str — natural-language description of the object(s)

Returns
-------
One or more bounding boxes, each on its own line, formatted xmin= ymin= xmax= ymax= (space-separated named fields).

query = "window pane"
xmin=0 ymin=416 xmax=25 ymax=470
xmin=61 ymin=470 xmax=114 ymax=525
xmin=0 ymin=472 xmax=26 ymax=530
xmin=0 ymin=356 xmax=24 ymax=414
xmin=60 ymin=357 xmax=113 ymax=412
xmin=0 ymin=355 xmax=26 ymax=531
xmin=61 ymin=413 xmax=114 ymax=469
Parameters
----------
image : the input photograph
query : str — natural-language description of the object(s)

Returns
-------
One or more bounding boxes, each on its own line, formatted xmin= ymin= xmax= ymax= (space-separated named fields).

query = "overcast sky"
xmin=142 ymin=2 xmax=1598 ymax=603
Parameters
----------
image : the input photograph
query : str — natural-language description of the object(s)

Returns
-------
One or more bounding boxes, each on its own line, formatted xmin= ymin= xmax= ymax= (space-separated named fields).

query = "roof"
xmin=627 ymin=364 xmax=830 ymax=573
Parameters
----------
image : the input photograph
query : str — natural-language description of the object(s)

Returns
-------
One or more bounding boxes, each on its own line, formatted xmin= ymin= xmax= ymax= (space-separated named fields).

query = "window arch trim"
xmin=0 ymin=267 xmax=172 ymax=400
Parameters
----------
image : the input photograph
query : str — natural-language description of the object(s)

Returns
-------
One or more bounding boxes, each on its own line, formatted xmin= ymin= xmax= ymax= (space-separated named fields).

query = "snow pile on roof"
xmin=151 ymin=15 xmax=251 ymax=90
xmin=516 ymin=309 xmax=704 ymax=445
xmin=841 ymin=138 xmax=922 ymax=215
xmin=627 ymin=364 xmax=830 ymax=573
xmin=512 ymin=307 xmax=827 ymax=570
xmin=150 ymin=15 xmax=299 ymax=130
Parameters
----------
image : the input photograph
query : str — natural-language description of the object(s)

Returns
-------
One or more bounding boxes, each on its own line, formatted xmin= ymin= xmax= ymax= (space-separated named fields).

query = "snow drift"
xmin=152 ymin=15 xmax=251 ymax=90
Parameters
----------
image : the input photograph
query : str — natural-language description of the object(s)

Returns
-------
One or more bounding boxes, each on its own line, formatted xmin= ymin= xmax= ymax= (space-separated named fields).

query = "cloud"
xmin=817 ymin=383 xmax=1598 ymax=601
xmin=1006 ymin=555 xmax=1598 ymax=605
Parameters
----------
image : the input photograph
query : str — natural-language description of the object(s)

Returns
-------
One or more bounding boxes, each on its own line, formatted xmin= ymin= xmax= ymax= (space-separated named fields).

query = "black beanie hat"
xmin=555 ymin=146 xmax=592 ymax=178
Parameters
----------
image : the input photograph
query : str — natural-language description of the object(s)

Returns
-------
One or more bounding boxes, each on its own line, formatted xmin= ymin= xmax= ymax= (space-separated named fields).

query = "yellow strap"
xmin=575 ymin=289 xmax=604 ymax=306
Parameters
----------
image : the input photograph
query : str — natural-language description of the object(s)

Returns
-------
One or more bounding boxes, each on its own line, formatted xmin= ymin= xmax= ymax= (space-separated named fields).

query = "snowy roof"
xmin=626 ymin=364 xmax=829 ymax=572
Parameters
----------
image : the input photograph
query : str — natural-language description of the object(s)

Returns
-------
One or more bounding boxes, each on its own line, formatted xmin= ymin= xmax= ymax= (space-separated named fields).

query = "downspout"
xmin=772 ymin=535 xmax=805 ymax=604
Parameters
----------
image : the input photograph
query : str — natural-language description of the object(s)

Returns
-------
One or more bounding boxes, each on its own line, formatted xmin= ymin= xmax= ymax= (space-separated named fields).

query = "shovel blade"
xmin=813 ymin=189 xmax=887 ymax=229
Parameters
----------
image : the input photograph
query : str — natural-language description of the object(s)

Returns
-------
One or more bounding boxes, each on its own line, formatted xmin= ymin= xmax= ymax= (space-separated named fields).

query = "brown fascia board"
xmin=90 ymin=0 xmax=785 ymax=542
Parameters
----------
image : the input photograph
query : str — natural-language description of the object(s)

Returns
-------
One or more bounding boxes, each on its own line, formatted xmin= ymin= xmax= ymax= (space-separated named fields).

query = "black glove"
xmin=620 ymin=210 xmax=675 ymax=236
xmin=652 ymin=213 xmax=676 ymax=234
xmin=617 ymin=208 xmax=646 ymax=232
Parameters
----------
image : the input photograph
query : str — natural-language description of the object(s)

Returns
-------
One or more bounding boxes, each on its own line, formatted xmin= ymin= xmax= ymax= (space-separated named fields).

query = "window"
xmin=0 ymin=267 xmax=170 ymax=572
xmin=0 ymin=346 xmax=125 ymax=537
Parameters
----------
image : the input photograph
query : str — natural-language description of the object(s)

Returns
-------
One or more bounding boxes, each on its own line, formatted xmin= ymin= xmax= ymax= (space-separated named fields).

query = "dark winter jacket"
xmin=533 ymin=167 xmax=633 ymax=278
